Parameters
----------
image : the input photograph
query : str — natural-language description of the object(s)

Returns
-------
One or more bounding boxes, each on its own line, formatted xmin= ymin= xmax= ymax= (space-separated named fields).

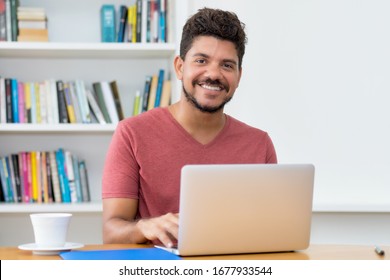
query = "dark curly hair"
xmin=180 ymin=7 xmax=247 ymax=68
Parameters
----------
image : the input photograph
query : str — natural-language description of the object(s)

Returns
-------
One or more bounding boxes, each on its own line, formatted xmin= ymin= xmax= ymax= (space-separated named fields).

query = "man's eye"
xmin=195 ymin=59 xmax=206 ymax=63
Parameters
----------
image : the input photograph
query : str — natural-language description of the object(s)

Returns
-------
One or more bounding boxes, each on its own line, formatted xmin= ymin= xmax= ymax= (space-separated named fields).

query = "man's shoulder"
xmin=226 ymin=114 xmax=268 ymax=135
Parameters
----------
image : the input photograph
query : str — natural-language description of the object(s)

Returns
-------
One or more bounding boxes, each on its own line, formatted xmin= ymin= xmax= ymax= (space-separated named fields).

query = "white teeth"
xmin=201 ymin=84 xmax=221 ymax=91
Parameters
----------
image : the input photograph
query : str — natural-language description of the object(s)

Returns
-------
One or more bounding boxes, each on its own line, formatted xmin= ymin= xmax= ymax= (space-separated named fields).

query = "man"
xmin=102 ymin=8 xmax=277 ymax=248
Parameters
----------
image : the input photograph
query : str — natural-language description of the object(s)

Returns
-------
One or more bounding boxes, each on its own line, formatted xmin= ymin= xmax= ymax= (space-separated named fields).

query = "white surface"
xmin=190 ymin=0 xmax=390 ymax=212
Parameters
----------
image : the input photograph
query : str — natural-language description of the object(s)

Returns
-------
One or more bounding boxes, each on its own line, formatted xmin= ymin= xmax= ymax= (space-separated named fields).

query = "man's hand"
xmin=136 ymin=213 xmax=179 ymax=248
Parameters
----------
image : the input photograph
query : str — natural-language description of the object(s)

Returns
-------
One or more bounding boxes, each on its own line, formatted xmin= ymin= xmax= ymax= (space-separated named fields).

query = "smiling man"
xmin=102 ymin=8 xmax=277 ymax=247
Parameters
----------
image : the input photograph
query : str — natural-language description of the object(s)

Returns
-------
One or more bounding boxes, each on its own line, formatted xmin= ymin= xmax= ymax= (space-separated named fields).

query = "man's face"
xmin=175 ymin=36 xmax=242 ymax=113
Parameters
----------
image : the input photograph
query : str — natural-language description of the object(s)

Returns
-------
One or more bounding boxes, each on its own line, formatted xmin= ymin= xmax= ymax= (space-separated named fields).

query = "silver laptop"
xmin=157 ymin=163 xmax=315 ymax=256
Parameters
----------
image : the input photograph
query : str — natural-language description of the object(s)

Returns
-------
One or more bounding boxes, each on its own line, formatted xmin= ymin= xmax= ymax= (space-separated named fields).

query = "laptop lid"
xmin=176 ymin=163 xmax=315 ymax=256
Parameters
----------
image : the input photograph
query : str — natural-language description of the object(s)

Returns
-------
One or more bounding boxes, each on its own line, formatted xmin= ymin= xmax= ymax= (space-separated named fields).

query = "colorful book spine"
xmin=56 ymin=149 xmax=70 ymax=203
xmin=11 ymin=78 xmax=18 ymax=123
xmin=154 ymin=69 xmax=165 ymax=107
xmin=17 ymin=81 xmax=25 ymax=123
xmin=100 ymin=4 xmax=116 ymax=42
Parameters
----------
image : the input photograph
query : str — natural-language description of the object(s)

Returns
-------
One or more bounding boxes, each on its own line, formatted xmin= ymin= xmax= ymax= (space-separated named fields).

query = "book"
xmin=17 ymin=81 xmax=25 ymax=123
xmin=160 ymin=79 xmax=171 ymax=107
xmin=7 ymin=155 xmax=17 ymax=202
xmin=5 ymin=78 xmax=12 ymax=122
xmin=49 ymin=151 xmax=61 ymax=203
xmin=135 ymin=0 xmax=142 ymax=42
xmin=141 ymin=0 xmax=148 ymax=43
xmin=30 ymin=151 xmax=38 ymax=202
xmin=56 ymin=80 xmax=69 ymax=123
xmin=0 ymin=77 xmax=6 ymax=123
xmin=18 ymin=20 xmax=47 ymax=29
xmin=75 ymin=80 xmax=91 ymax=123
xmin=0 ymin=0 xmax=6 ymax=41
xmin=72 ymin=155 xmax=82 ymax=202
xmin=19 ymin=152 xmax=29 ymax=202
xmin=159 ymin=0 xmax=166 ymax=43
xmin=109 ymin=80 xmax=124 ymax=120
xmin=60 ymin=247 xmax=181 ymax=260
xmin=100 ymin=81 xmax=119 ymax=124
xmin=11 ymin=78 xmax=18 ymax=123
xmin=69 ymin=81 xmax=82 ymax=123
xmin=55 ymin=149 xmax=71 ymax=203
xmin=147 ymin=75 xmax=158 ymax=110
xmin=45 ymin=151 xmax=54 ymax=203
xmin=117 ymin=5 xmax=128 ymax=42
xmin=24 ymin=82 xmax=32 ymax=123
xmin=141 ymin=76 xmax=151 ymax=112
xmin=132 ymin=90 xmax=141 ymax=116
xmin=35 ymin=151 xmax=42 ymax=203
xmin=17 ymin=6 xmax=46 ymax=20
xmin=86 ymin=89 xmax=106 ymax=124
xmin=0 ymin=157 xmax=10 ymax=202
xmin=63 ymin=83 xmax=76 ymax=123
xmin=154 ymin=69 xmax=165 ymax=107
xmin=5 ymin=0 xmax=11 ymax=41
xmin=127 ymin=4 xmax=135 ymax=43
xmin=26 ymin=152 xmax=32 ymax=202
xmin=100 ymin=4 xmax=116 ymax=42
xmin=64 ymin=150 xmax=77 ymax=203
xmin=41 ymin=151 xmax=49 ymax=203
xmin=17 ymin=32 xmax=48 ymax=42
xmin=9 ymin=0 xmax=17 ymax=41
xmin=34 ymin=83 xmax=41 ymax=123
xmin=11 ymin=154 xmax=21 ymax=202
xmin=79 ymin=160 xmax=90 ymax=202
xmin=48 ymin=79 xmax=59 ymax=124
xmin=92 ymin=82 xmax=111 ymax=123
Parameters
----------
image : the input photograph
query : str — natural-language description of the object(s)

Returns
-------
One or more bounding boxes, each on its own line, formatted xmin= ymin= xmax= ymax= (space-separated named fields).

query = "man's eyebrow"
xmin=191 ymin=53 xmax=238 ymax=65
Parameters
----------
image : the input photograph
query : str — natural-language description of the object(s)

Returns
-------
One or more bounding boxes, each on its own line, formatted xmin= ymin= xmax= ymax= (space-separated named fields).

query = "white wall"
xmin=189 ymin=0 xmax=390 ymax=211
xmin=188 ymin=0 xmax=390 ymax=245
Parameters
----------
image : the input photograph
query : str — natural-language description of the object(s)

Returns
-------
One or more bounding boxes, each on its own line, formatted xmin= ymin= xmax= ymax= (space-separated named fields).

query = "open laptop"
xmin=157 ymin=163 xmax=315 ymax=256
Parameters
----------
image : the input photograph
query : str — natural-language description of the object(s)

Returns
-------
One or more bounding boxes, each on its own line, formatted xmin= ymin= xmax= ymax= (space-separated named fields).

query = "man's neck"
xmin=168 ymin=101 xmax=226 ymax=145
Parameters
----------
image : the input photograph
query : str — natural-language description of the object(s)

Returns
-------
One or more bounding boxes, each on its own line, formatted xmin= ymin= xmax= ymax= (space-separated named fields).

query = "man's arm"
xmin=103 ymin=198 xmax=179 ymax=247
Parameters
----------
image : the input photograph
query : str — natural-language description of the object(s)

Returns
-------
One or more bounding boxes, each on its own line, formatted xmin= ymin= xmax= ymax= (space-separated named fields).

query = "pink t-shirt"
xmin=102 ymin=107 xmax=277 ymax=219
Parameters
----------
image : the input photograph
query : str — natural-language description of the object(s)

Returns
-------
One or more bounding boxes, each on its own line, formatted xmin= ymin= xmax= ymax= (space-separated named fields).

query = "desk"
xmin=0 ymin=244 xmax=389 ymax=260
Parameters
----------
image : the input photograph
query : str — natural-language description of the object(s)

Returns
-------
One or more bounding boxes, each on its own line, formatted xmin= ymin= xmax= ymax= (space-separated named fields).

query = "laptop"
xmin=157 ymin=163 xmax=315 ymax=256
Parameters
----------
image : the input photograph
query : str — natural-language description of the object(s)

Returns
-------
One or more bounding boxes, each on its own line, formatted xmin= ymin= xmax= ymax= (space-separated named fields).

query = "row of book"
xmin=133 ymin=69 xmax=171 ymax=115
xmin=0 ymin=78 xmax=125 ymax=124
xmin=101 ymin=0 xmax=170 ymax=43
xmin=0 ymin=149 xmax=90 ymax=204
xmin=0 ymin=1 xmax=48 ymax=42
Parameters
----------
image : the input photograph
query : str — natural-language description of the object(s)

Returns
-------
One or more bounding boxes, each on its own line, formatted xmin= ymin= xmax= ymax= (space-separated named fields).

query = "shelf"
xmin=0 ymin=123 xmax=117 ymax=133
xmin=312 ymin=201 xmax=390 ymax=213
xmin=0 ymin=42 xmax=177 ymax=59
xmin=0 ymin=202 xmax=102 ymax=213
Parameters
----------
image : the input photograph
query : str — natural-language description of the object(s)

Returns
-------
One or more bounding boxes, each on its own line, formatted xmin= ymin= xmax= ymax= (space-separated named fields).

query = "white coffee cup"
xmin=30 ymin=213 xmax=72 ymax=248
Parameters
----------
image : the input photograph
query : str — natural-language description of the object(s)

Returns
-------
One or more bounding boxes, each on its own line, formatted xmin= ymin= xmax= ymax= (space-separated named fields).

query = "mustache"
xmin=194 ymin=78 xmax=226 ymax=89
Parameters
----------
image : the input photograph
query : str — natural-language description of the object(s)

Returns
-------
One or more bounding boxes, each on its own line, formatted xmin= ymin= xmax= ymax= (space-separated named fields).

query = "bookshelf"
xmin=0 ymin=0 xmax=189 ymax=245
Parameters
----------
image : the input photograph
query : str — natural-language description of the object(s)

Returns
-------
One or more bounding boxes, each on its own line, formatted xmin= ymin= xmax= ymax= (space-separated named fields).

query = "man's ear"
xmin=173 ymin=55 xmax=184 ymax=80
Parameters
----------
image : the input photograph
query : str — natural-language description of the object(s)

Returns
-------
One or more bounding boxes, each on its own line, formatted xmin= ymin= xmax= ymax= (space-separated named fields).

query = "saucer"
xmin=18 ymin=242 xmax=84 ymax=255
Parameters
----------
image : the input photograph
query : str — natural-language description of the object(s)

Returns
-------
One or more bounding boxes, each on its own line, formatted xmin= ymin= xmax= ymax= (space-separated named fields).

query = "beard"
xmin=182 ymin=80 xmax=233 ymax=114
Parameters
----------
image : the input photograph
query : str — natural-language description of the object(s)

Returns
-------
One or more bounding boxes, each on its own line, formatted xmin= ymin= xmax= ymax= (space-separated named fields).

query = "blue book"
xmin=60 ymin=248 xmax=182 ymax=260
xmin=154 ymin=69 xmax=165 ymax=107
xmin=55 ymin=149 xmax=71 ymax=203
xmin=117 ymin=5 xmax=128 ymax=42
xmin=11 ymin=79 xmax=18 ymax=123
xmin=100 ymin=4 xmax=116 ymax=42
